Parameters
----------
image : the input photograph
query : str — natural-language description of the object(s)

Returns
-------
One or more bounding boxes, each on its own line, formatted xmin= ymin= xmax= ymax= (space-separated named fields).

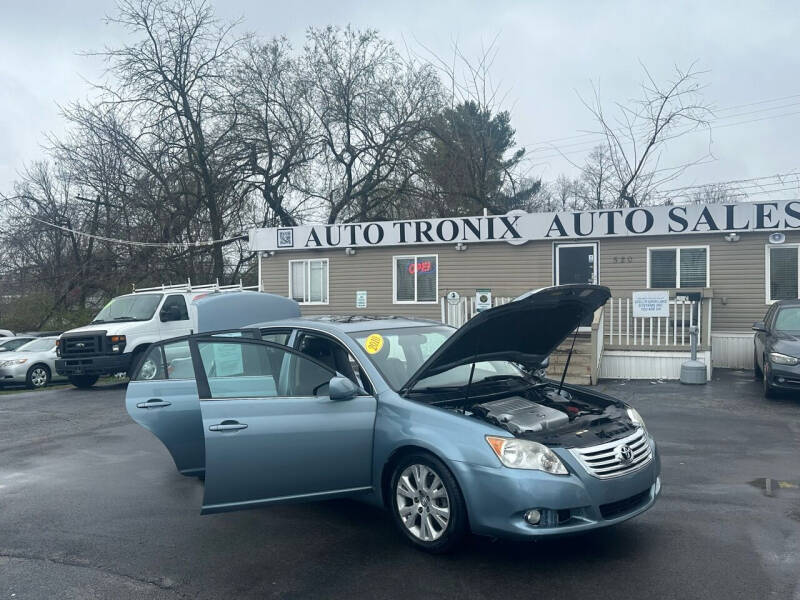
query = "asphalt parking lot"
xmin=1 ymin=370 xmax=799 ymax=599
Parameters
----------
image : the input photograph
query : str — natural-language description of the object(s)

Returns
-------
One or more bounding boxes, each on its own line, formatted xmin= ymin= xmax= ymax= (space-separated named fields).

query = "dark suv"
xmin=753 ymin=299 xmax=800 ymax=397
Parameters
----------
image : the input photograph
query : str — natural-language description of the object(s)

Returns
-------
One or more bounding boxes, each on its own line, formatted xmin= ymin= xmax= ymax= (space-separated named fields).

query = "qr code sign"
xmin=277 ymin=229 xmax=294 ymax=248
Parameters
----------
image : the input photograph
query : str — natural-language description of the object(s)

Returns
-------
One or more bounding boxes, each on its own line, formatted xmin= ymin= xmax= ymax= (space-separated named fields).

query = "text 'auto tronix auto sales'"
xmin=250 ymin=200 xmax=800 ymax=251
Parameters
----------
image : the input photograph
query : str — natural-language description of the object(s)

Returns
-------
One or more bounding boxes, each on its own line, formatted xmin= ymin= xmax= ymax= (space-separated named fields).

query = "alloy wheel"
xmin=395 ymin=464 xmax=451 ymax=542
xmin=30 ymin=367 xmax=48 ymax=387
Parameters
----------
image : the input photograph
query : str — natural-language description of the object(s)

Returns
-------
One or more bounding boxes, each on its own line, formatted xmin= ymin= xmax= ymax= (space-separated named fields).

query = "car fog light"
xmin=112 ymin=345 xmax=120 ymax=352
xmin=655 ymin=476 xmax=662 ymax=495
xmin=524 ymin=509 xmax=541 ymax=525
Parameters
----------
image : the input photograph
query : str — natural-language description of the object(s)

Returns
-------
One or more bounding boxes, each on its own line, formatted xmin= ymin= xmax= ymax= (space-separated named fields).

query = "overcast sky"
xmin=2 ymin=0 xmax=800 ymax=200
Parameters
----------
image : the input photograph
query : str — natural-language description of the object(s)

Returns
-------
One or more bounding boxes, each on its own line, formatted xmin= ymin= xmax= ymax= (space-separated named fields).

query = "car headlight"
xmin=627 ymin=407 xmax=647 ymax=431
xmin=768 ymin=352 xmax=800 ymax=366
xmin=0 ymin=359 xmax=27 ymax=367
xmin=486 ymin=436 xmax=568 ymax=474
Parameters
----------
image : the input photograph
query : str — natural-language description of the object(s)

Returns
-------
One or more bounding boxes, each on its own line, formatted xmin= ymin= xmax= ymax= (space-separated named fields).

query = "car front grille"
xmin=61 ymin=335 xmax=102 ymax=357
xmin=570 ymin=428 xmax=652 ymax=479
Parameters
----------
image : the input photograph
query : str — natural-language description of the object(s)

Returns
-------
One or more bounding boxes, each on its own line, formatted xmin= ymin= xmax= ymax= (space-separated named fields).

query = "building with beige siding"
xmin=251 ymin=201 xmax=800 ymax=382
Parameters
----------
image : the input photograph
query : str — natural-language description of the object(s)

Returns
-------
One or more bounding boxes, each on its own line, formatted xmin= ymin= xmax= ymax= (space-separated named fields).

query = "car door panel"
xmin=125 ymin=379 xmax=205 ymax=476
xmin=191 ymin=337 xmax=377 ymax=514
xmin=200 ymin=394 xmax=376 ymax=513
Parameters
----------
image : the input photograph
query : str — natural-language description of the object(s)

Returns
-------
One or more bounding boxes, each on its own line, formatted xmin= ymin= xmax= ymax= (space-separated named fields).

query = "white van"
xmin=55 ymin=282 xmax=299 ymax=388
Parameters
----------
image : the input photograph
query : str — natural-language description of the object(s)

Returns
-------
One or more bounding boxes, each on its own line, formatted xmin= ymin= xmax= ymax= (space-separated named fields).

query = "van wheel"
xmin=389 ymin=453 xmax=468 ymax=554
xmin=69 ymin=375 xmax=99 ymax=389
xmin=753 ymin=349 xmax=763 ymax=380
xmin=26 ymin=365 xmax=51 ymax=389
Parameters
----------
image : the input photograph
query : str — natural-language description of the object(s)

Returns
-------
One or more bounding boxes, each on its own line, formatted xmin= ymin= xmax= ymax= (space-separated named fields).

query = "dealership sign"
xmin=250 ymin=201 xmax=800 ymax=251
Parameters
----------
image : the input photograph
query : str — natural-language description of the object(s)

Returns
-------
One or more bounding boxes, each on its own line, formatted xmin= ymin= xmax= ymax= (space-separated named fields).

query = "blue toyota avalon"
xmin=126 ymin=284 xmax=660 ymax=553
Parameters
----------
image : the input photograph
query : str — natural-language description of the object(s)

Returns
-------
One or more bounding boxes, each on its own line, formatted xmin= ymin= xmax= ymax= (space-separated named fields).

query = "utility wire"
xmin=28 ymin=216 xmax=246 ymax=248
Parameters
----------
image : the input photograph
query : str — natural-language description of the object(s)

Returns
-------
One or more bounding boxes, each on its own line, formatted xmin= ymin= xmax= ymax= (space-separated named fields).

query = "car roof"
xmin=248 ymin=315 xmax=446 ymax=334
xmin=774 ymin=299 xmax=800 ymax=307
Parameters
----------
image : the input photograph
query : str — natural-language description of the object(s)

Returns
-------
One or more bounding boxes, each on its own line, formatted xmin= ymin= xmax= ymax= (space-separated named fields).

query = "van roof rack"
xmin=131 ymin=279 xmax=259 ymax=294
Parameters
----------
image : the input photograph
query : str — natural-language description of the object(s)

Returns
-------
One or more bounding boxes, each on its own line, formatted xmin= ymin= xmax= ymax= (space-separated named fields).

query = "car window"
xmin=133 ymin=340 xmax=194 ymax=381
xmin=774 ymin=306 xmax=800 ymax=332
xmin=196 ymin=340 xmax=333 ymax=399
xmin=0 ymin=338 xmax=33 ymax=351
xmin=260 ymin=329 xmax=292 ymax=345
xmin=160 ymin=295 xmax=189 ymax=321
xmin=350 ymin=326 xmax=455 ymax=390
xmin=17 ymin=338 xmax=56 ymax=352
xmin=93 ymin=294 xmax=162 ymax=323
xmin=295 ymin=332 xmax=373 ymax=394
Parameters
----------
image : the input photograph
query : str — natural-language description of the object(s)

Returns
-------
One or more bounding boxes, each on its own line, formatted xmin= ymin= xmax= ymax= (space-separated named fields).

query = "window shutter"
xmin=650 ymin=249 xmax=677 ymax=288
xmin=679 ymin=248 xmax=707 ymax=288
xmin=770 ymin=247 xmax=798 ymax=300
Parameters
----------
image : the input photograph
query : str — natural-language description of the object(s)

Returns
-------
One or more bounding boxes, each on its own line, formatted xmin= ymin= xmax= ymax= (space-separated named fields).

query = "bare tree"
xmin=581 ymin=63 xmax=712 ymax=207
xmin=300 ymin=26 xmax=442 ymax=223
xmin=233 ymin=37 xmax=319 ymax=227
xmin=97 ymin=0 xmax=248 ymax=280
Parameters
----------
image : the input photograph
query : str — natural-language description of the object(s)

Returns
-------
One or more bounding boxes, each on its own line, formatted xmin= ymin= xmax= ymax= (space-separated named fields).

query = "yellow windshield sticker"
xmin=364 ymin=334 xmax=384 ymax=354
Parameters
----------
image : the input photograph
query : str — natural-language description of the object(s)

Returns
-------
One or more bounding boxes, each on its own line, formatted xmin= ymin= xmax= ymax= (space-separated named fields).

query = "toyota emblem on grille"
xmin=616 ymin=444 xmax=634 ymax=465
xmin=75 ymin=342 xmax=85 ymax=348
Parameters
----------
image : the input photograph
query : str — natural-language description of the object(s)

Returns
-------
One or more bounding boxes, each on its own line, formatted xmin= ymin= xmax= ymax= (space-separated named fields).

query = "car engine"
xmin=473 ymin=395 xmax=570 ymax=435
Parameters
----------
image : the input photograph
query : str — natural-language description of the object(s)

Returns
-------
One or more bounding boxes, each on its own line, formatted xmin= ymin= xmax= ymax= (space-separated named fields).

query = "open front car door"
xmin=188 ymin=336 xmax=377 ymax=514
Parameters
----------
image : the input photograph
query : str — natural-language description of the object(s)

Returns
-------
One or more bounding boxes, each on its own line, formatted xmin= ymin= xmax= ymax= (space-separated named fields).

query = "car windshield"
xmin=92 ymin=294 xmax=163 ymax=323
xmin=18 ymin=338 xmax=56 ymax=352
xmin=774 ymin=306 xmax=800 ymax=332
xmin=0 ymin=338 xmax=33 ymax=352
xmin=350 ymin=325 xmax=526 ymax=391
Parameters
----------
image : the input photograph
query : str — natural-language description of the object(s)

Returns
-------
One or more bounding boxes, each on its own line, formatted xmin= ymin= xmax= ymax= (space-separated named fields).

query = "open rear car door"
xmin=124 ymin=329 xmax=261 ymax=477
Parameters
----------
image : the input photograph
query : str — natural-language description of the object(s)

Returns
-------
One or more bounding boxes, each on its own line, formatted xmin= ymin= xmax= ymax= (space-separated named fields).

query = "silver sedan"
xmin=0 ymin=337 xmax=66 ymax=389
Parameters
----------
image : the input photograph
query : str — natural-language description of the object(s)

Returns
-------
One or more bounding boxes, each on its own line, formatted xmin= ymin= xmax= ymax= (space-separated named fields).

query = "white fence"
xmin=440 ymin=296 xmax=513 ymax=328
xmin=605 ymin=297 xmax=706 ymax=348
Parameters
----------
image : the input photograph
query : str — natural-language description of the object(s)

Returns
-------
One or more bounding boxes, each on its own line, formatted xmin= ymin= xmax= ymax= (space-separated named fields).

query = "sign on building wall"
xmin=632 ymin=291 xmax=670 ymax=318
xmin=475 ymin=289 xmax=492 ymax=312
xmin=250 ymin=200 xmax=800 ymax=252
xmin=356 ymin=290 xmax=367 ymax=309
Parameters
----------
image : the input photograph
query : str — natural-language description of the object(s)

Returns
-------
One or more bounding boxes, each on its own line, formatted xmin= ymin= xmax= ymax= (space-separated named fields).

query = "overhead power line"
xmin=28 ymin=216 xmax=247 ymax=248
xmin=524 ymin=92 xmax=800 ymax=160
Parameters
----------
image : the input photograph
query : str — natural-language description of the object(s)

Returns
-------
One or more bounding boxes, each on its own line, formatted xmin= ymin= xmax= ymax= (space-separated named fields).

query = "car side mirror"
xmin=329 ymin=376 xmax=358 ymax=401
xmin=752 ymin=321 xmax=767 ymax=333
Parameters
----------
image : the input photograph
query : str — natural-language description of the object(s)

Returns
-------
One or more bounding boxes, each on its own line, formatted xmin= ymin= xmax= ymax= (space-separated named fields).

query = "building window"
xmin=647 ymin=246 xmax=709 ymax=288
xmin=766 ymin=245 xmax=799 ymax=303
xmin=289 ymin=259 xmax=328 ymax=304
xmin=393 ymin=255 xmax=438 ymax=303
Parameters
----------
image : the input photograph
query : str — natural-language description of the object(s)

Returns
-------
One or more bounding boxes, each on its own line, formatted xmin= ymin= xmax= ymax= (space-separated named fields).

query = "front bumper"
xmin=0 ymin=364 xmax=29 ymax=383
xmin=451 ymin=438 xmax=661 ymax=539
xmin=765 ymin=361 xmax=800 ymax=390
xmin=55 ymin=354 xmax=132 ymax=376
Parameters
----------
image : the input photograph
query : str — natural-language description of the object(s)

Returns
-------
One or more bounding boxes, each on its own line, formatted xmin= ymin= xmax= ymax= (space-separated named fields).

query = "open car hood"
xmin=401 ymin=284 xmax=611 ymax=392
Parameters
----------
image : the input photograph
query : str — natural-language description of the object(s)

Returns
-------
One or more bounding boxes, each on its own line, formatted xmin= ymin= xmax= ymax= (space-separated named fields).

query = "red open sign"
xmin=408 ymin=260 xmax=433 ymax=274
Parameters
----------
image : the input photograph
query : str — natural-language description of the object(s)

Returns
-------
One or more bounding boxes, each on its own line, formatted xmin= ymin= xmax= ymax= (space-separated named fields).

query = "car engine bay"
xmin=422 ymin=382 xmax=638 ymax=448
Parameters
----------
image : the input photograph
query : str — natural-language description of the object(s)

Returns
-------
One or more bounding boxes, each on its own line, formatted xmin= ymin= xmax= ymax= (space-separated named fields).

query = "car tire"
xmin=389 ymin=452 xmax=468 ymax=554
xmin=753 ymin=349 xmax=763 ymax=380
xmin=26 ymin=364 xmax=51 ymax=389
xmin=68 ymin=375 xmax=99 ymax=389
xmin=763 ymin=360 xmax=776 ymax=398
